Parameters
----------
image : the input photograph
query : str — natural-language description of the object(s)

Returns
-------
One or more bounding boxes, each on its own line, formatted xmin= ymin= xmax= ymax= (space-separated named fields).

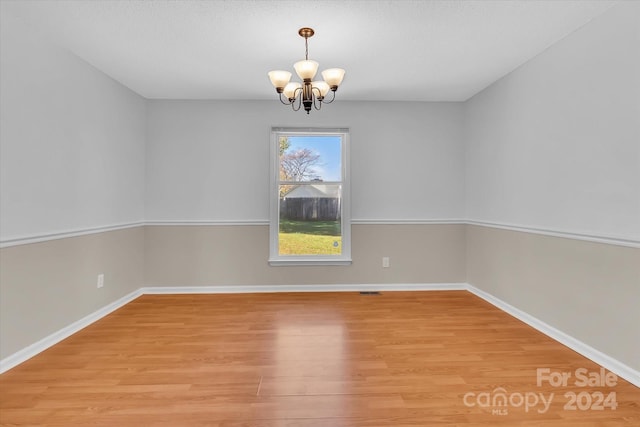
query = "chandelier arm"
xmin=278 ymin=93 xmax=293 ymax=105
xmin=311 ymin=87 xmax=323 ymax=110
xmin=320 ymin=90 xmax=337 ymax=104
xmin=291 ymin=90 xmax=302 ymax=111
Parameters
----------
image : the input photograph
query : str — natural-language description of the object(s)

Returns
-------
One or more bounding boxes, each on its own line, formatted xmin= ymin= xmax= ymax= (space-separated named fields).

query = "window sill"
xmin=269 ymin=258 xmax=352 ymax=267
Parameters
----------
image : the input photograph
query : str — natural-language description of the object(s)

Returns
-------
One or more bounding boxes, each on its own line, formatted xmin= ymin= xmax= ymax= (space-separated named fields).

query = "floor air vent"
xmin=359 ymin=291 xmax=381 ymax=295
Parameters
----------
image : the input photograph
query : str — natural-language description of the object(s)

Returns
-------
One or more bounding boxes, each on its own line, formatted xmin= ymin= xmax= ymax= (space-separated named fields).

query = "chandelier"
xmin=268 ymin=27 xmax=345 ymax=114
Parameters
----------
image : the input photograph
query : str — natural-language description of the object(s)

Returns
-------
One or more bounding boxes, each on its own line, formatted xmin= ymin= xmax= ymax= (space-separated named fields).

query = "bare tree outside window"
xmin=280 ymin=148 xmax=321 ymax=182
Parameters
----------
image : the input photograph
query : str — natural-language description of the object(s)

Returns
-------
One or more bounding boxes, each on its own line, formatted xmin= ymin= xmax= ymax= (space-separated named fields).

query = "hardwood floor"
xmin=1 ymin=291 xmax=638 ymax=426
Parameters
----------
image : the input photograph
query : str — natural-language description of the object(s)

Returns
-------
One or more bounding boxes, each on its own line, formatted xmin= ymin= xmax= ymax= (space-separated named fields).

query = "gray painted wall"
xmin=0 ymin=13 xmax=146 ymax=359
xmin=0 ymin=13 xmax=147 ymax=241
xmin=464 ymin=2 xmax=639 ymax=241
xmin=144 ymin=224 xmax=466 ymax=287
xmin=464 ymin=3 xmax=640 ymax=370
xmin=145 ymin=100 xmax=465 ymax=222
xmin=0 ymin=229 xmax=144 ymax=359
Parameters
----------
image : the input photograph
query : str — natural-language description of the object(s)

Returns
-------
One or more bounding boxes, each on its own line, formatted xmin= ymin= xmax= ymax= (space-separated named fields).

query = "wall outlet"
xmin=97 ymin=273 xmax=104 ymax=288
xmin=382 ymin=257 xmax=390 ymax=268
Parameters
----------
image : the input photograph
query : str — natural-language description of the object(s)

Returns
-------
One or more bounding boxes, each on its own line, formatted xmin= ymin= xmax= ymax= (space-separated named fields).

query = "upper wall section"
xmin=464 ymin=2 xmax=640 ymax=243
xmin=145 ymin=101 xmax=465 ymax=223
xmin=4 ymin=2 xmax=636 ymax=242
xmin=0 ymin=12 xmax=147 ymax=243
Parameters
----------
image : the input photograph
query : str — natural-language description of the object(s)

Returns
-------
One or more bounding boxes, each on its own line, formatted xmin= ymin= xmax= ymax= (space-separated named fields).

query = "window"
xmin=269 ymin=128 xmax=351 ymax=265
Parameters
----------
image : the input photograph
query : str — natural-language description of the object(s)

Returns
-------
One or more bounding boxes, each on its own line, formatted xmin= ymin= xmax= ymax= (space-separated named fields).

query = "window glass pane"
xmin=279 ymin=135 xmax=342 ymax=182
xmin=279 ymin=184 xmax=342 ymax=255
xmin=270 ymin=128 xmax=350 ymax=265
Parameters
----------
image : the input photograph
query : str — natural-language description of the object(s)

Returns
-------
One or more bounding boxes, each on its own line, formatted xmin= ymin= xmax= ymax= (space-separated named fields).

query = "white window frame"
xmin=269 ymin=127 xmax=351 ymax=266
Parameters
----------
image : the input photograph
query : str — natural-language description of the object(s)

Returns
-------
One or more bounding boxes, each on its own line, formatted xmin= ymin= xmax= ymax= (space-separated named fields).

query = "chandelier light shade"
xmin=268 ymin=27 xmax=345 ymax=114
xmin=293 ymin=60 xmax=319 ymax=80
xmin=267 ymin=70 xmax=292 ymax=89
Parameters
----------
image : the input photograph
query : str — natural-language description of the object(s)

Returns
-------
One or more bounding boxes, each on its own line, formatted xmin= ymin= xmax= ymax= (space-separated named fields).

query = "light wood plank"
xmin=1 ymin=291 xmax=638 ymax=425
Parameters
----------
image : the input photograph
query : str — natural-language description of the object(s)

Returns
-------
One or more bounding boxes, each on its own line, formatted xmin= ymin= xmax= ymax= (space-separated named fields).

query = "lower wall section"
xmin=466 ymin=224 xmax=640 ymax=372
xmin=4 ymin=222 xmax=637 ymax=381
xmin=0 ymin=227 xmax=144 ymax=360
xmin=143 ymin=224 xmax=467 ymax=286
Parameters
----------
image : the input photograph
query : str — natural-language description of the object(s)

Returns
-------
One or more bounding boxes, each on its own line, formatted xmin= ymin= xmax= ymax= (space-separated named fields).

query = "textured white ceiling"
xmin=1 ymin=0 xmax=617 ymax=101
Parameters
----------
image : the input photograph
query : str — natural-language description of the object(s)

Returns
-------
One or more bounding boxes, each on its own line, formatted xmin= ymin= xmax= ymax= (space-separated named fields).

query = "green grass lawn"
xmin=279 ymin=219 xmax=342 ymax=255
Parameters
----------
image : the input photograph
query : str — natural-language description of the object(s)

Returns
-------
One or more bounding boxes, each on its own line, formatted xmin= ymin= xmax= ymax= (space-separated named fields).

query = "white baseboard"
xmin=0 ymin=289 xmax=142 ymax=374
xmin=141 ymin=283 xmax=468 ymax=294
xmin=2 ymin=283 xmax=638 ymax=389
xmin=466 ymin=284 xmax=640 ymax=388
